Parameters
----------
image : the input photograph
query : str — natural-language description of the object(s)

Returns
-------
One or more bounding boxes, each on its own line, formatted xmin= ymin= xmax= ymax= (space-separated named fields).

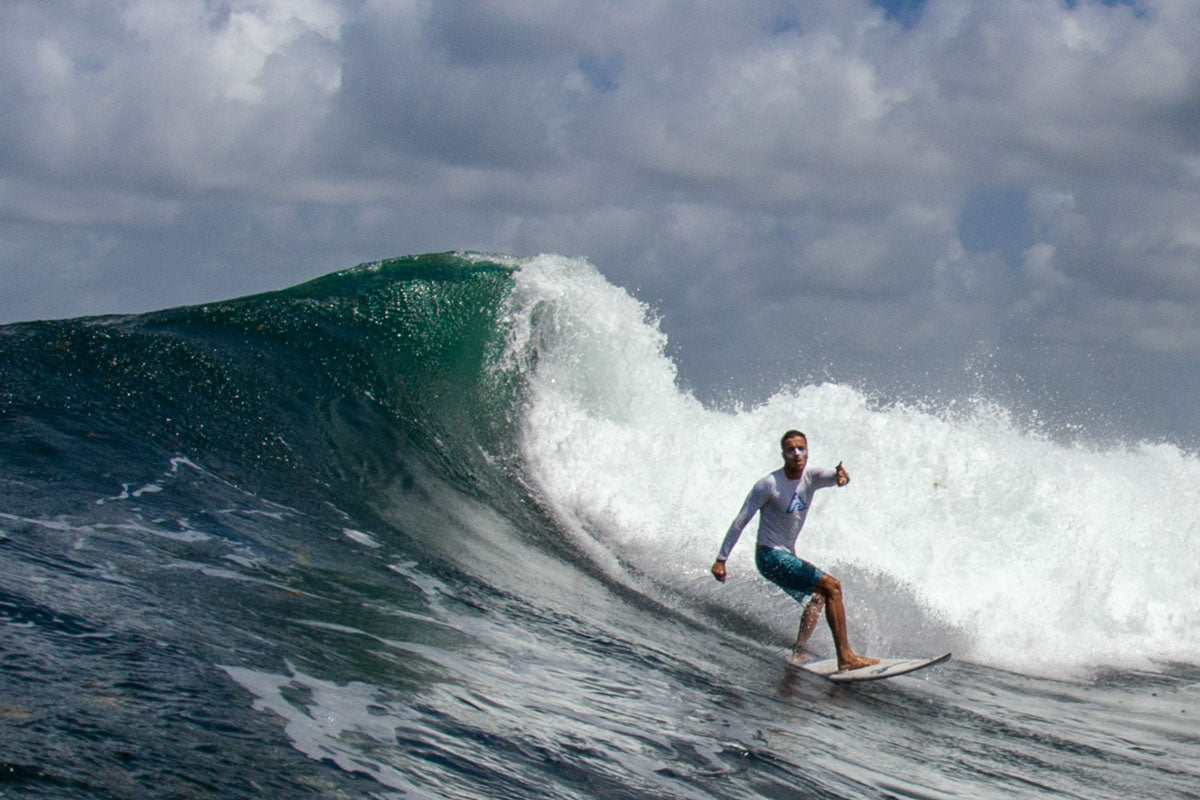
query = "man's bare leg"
xmin=788 ymin=595 xmax=825 ymax=664
xmin=814 ymin=574 xmax=878 ymax=671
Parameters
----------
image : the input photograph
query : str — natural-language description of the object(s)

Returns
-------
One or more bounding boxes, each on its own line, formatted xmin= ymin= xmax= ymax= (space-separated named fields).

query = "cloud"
xmin=4 ymin=0 xmax=1200 ymax=439
xmin=1 ymin=0 xmax=343 ymax=193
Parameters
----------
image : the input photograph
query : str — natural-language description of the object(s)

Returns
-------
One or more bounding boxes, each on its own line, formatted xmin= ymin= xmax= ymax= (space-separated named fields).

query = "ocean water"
xmin=1 ymin=253 xmax=1197 ymax=799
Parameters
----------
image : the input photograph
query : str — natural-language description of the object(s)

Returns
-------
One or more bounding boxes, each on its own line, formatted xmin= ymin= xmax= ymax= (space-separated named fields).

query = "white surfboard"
xmin=797 ymin=652 xmax=951 ymax=682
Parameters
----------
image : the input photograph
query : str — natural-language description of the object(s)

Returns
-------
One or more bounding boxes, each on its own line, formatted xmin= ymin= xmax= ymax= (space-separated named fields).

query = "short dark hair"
xmin=780 ymin=430 xmax=807 ymax=450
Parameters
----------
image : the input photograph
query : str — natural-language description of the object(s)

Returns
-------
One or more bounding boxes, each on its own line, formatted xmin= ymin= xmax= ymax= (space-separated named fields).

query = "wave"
xmin=2 ymin=251 xmax=1197 ymax=677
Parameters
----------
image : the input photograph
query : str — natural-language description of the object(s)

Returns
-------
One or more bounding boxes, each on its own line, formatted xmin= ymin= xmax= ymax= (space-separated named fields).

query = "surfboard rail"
xmin=797 ymin=652 xmax=952 ymax=682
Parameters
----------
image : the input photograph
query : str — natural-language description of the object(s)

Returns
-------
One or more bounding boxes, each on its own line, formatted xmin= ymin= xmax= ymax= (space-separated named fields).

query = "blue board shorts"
xmin=755 ymin=546 xmax=824 ymax=602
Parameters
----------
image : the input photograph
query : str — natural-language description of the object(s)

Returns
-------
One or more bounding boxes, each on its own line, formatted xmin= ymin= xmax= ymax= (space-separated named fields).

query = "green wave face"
xmin=0 ymin=253 xmax=526 ymax=513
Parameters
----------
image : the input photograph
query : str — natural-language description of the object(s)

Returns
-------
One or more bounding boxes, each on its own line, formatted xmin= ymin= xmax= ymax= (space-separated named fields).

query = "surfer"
xmin=711 ymin=430 xmax=878 ymax=671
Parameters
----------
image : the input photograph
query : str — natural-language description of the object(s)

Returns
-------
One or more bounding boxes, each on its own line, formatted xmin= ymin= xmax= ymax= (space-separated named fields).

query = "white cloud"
xmin=1 ymin=0 xmax=343 ymax=195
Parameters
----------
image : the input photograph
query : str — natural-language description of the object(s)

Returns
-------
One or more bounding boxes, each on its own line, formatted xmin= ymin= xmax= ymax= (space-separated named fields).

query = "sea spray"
xmin=507 ymin=255 xmax=1200 ymax=676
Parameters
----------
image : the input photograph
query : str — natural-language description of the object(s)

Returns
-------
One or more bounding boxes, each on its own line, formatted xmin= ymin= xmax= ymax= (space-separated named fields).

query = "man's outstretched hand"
xmin=835 ymin=461 xmax=850 ymax=486
xmin=711 ymin=560 xmax=727 ymax=583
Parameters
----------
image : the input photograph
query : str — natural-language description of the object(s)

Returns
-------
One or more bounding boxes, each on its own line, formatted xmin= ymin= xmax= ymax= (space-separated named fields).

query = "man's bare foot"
xmin=838 ymin=654 xmax=879 ymax=671
xmin=789 ymin=649 xmax=817 ymax=666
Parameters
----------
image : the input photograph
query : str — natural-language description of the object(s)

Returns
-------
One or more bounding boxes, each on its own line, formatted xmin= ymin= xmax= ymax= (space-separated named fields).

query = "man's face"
xmin=782 ymin=436 xmax=808 ymax=470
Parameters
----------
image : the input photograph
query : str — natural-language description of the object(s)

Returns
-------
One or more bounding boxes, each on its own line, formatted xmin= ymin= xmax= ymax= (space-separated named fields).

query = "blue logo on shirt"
xmin=787 ymin=492 xmax=807 ymax=514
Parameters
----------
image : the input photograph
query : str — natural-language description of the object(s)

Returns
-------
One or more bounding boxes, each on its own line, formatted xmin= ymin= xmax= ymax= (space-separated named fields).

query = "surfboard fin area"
xmin=798 ymin=652 xmax=952 ymax=682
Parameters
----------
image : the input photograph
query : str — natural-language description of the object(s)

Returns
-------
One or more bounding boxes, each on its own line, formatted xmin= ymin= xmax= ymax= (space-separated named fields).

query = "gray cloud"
xmin=3 ymin=0 xmax=1200 ymax=441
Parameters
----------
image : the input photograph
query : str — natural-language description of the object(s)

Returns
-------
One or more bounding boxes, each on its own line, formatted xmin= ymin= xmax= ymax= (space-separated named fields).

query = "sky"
xmin=4 ymin=0 xmax=1200 ymax=444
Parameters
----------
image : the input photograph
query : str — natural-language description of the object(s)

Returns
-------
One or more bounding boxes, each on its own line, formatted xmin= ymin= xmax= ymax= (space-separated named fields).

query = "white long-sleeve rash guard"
xmin=716 ymin=466 xmax=838 ymax=562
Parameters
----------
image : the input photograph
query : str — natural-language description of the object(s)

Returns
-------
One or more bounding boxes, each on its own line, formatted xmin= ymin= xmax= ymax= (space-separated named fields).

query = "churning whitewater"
xmin=506 ymin=254 xmax=1200 ymax=677
xmin=1 ymin=253 xmax=1196 ymax=799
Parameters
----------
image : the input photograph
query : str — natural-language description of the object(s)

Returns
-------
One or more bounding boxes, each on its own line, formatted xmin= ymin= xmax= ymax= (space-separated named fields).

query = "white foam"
xmin=342 ymin=528 xmax=381 ymax=548
xmin=505 ymin=255 xmax=1200 ymax=676
xmin=220 ymin=662 xmax=423 ymax=793
xmin=102 ymin=521 xmax=211 ymax=543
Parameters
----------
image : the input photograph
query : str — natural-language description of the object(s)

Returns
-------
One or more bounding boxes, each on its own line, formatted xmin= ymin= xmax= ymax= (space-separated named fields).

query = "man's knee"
xmin=815 ymin=573 xmax=842 ymax=600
